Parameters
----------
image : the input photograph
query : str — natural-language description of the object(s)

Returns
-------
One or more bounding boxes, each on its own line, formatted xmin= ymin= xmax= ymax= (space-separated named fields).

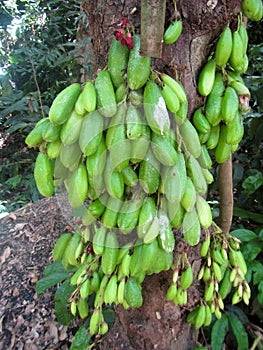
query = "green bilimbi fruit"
xmin=229 ymin=249 xmax=247 ymax=275
xmin=197 ymin=145 xmax=212 ymax=169
xmin=42 ymin=120 xmax=61 ymax=142
xmin=60 ymin=110 xmax=83 ymax=145
xmin=186 ymin=154 xmax=207 ymax=195
xmin=115 ymin=83 xmax=127 ymax=103
xmin=117 ymin=197 xmax=143 ymax=234
xmin=52 ymin=232 xmax=72 ymax=261
xmin=59 ymin=141 xmax=82 ymax=172
xmin=207 ymin=124 xmax=220 ymax=150
xmin=168 ymin=201 xmax=185 ymax=229
xmin=204 ymin=304 xmax=212 ymax=327
xmin=197 ymin=59 xmax=216 ymax=97
xmin=180 ymin=119 xmax=202 ymax=158
xmin=163 ymin=20 xmax=183 ymax=44
xmin=79 ymin=110 xmax=104 ymax=156
xmin=238 ymin=24 xmax=249 ymax=55
xmin=205 ymin=72 xmax=225 ymax=126
xmin=64 ymin=233 xmax=82 ymax=267
xmin=139 ymin=147 xmax=160 ymax=194
xmin=117 ymin=278 xmax=126 ymax=304
xmin=160 ymin=74 xmax=187 ymax=104
xmin=158 ymin=210 xmax=175 ymax=253
xmin=101 ymin=231 xmax=119 ymax=275
xmin=214 ymin=125 xmax=232 ymax=163
xmin=242 ymin=0 xmax=263 ymax=21
xmin=225 ymin=112 xmax=244 ymax=145
xmin=101 ymin=196 xmax=123 ymax=228
xmin=108 ymin=37 xmax=129 ymax=89
xmin=82 ymin=195 xmax=107 ymax=226
xmin=127 ymin=34 xmax=151 ymax=90
xmin=128 ymin=88 xmax=144 ymax=106
xmin=34 ymin=153 xmax=54 ymax=197
xmin=219 ymin=269 xmax=232 ymax=299
xmin=121 ymin=165 xmax=138 ymax=187
xmin=46 ymin=139 xmax=61 ymax=159
xmin=137 ymin=197 xmax=156 ymax=239
xmin=182 ymin=207 xmax=201 ymax=246
xmin=49 ymin=83 xmax=81 ymax=125
xmin=104 ymin=275 xmax=118 ymax=304
xmin=82 ymin=81 xmax=97 ymax=113
xmin=86 ymin=137 xmax=107 ymax=178
xmin=180 ymin=266 xmax=194 ymax=290
xmin=152 ymin=248 xmax=173 ymax=274
xmin=93 ymin=226 xmax=107 ymax=255
xmin=174 ymin=100 xmax=188 ymax=125
xmin=95 ymin=70 xmax=117 ymax=117
xmin=192 ymin=107 xmax=211 ymax=134
xmin=74 ymin=90 xmax=86 ymax=116
xmin=104 ymin=157 xmax=124 ymax=199
xmin=80 ymin=279 xmax=91 ymax=298
xmin=68 ymin=164 xmax=88 ymax=208
xmin=25 ymin=118 xmax=49 ymax=148
xmin=151 ymin=132 xmax=178 ymax=166
xmin=195 ymin=304 xmax=206 ymax=329
xmin=161 ymin=83 xmax=180 ymax=113
xmin=126 ymin=105 xmax=143 ymax=140
xmin=77 ymin=297 xmax=89 ymax=319
xmin=143 ymin=81 xmax=170 ymax=136
xmin=143 ymin=215 xmax=160 ymax=244
xmin=181 ymin=177 xmax=197 ymax=212
xmin=129 ymin=242 xmax=143 ymax=277
xmin=215 ymin=26 xmax=233 ymax=67
xmin=221 ymin=86 xmax=239 ymax=123
xmin=202 ymin=168 xmax=214 ymax=184
xmin=229 ymin=31 xmax=245 ymax=70
xmin=141 ymin=238 xmax=159 ymax=272
xmin=89 ymin=308 xmax=101 ymax=335
xmin=200 ymin=234 xmax=210 ymax=257
xmin=124 ymin=278 xmax=143 ymax=308
xmin=130 ymin=123 xmax=151 ymax=163
xmin=166 ymin=283 xmax=177 ymax=301
xmin=195 ymin=194 xmax=212 ymax=228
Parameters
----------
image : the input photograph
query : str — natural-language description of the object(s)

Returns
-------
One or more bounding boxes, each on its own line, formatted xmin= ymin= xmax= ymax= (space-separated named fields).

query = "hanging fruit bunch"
xmin=26 ymin=5 xmax=258 ymax=335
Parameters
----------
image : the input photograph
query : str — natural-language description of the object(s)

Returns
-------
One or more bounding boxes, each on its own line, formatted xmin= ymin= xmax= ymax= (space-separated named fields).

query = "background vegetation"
xmin=0 ymin=1 xmax=262 ymax=348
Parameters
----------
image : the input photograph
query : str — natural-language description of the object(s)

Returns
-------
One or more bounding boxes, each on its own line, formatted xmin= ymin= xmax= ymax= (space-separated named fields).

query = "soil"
xmin=0 ymin=197 xmax=83 ymax=350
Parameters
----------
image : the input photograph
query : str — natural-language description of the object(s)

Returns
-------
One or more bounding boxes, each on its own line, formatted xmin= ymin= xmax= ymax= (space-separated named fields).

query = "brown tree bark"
xmin=77 ymin=1 xmax=242 ymax=349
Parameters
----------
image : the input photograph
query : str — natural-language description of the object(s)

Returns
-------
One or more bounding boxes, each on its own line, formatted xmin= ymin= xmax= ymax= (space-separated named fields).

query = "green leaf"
xmin=230 ymin=229 xmax=257 ymax=242
xmin=36 ymin=272 xmax=69 ymax=296
xmin=228 ymin=315 xmax=248 ymax=350
xmin=70 ymin=324 xmax=92 ymax=350
xmin=258 ymin=281 xmax=263 ymax=305
xmin=242 ymin=240 xmax=263 ymax=262
xmin=43 ymin=260 xmax=72 ymax=276
xmin=54 ymin=279 xmax=75 ymax=325
xmin=242 ymin=172 xmax=263 ymax=195
xmin=211 ymin=314 xmax=228 ymax=350
xmin=233 ymin=207 xmax=263 ymax=224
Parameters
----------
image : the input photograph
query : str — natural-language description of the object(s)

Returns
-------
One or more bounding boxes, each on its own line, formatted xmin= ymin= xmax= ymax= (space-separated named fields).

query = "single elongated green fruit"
xmin=117 ymin=278 xmax=126 ymax=304
xmin=221 ymin=86 xmax=239 ymax=123
xmin=68 ymin=164 xmax=88 ymax=208
xmin=193 ymin=108 xmax=211 ymax=134
xmin=239 ymin=24 xmax=249 ymax=55
xmin=93 ymin=226 xmax=107 ymax=255
xmin=180 ymin=119 xmax=202 ymax=158
xmin=82 ymin=81 xmax=96 ymax=112
xmin=169 ymin=201 xmax=185 ymax=229
xmin=214 ymin=124 xmax=232 ymax=163
xmin=80 ymin=279 xmax=91 ymax=299
xmin=115 ymin=83 xmax=127 ymax=103
xmin=195 ymin=195 xmax=212 ymax=228
xmin=207 ymin=124 xmax=220 ymax=150
xmin=229 ymin=31 xmax=245 ymax=70
xmin=143 ymin=215 xmax=160 ymax=244
xmin=108 ymin=37 xmax=129 ymax=88
xmin=195 ymin=304 xmax=206 ymax=329
xmin=130 ymin=124 xmax=151 ymax=163
xmin=242 ymin=0 xmax=263 ymax=21
xmin=104 ymin=157 xmax=124 ymax=199
xmin=197 ymin=145 xmax=212 ymax=169
xmin=180 ymin=266 xmax=194 ymax=290
xmin=204 ymin=304 xmax=212 ymax=327
xmin=46 ymin=139 xmax=61 ymax=159
xmin=77 ymin=297 xmax=89 ymax=319
xmin=95 ymin=70 xmax=117 ymax=117
xmin=49 ymin=83 xmax=81 ymax=125
xmin=163 ymin=20 xmax=183 ymax=44
xmin=79 ymin=111 xmax=103 ymax=156
xmin=104 ymin=275 xmax=118 ymax=304
xmin=89 ymin=308 xmax=101 ymax=335
xmin=127 ymin=35 xmax=151 ymax=90
xmin=25 ymin=118 xmax=49 ymax=148
xmin=151 ymin=132 xmax=178 ymax=166
xmin=139 ymin=147 xmax=160 ymax=194
xmin=181 ymin=177 xmax=197 ymax=212
xmin=34 ymin=153 xmax=54 ymax=197
xmin=158 ymin=210 xmax=175 ymax=253
xmin=101 ymin=196 xmax=123 ymax=228
xmin=215 ymin=27 xmax=233 ymax=67
xmin=137 ymin=197 xmax=157 ymax=239
xmin=42 ymin=120 xmax=61 ymax=142
xmin=225 ymin=112 xmax=244 ymax=145
xmin=200 ymin=234 xmax=210 ymax=257
xmin=166 ymin=284 xmax=177 ymax=301
xmin=229 ymin=249 xmax=247 ymax=275
xmin=60 ymin=110 xmax=83 ymax=145
xmin=121 ymin=165 xmax=138 ymax=187
xmin=152 ymin=248 xmax=173 ymax=274
xmin=86 ymin=137 xmax=106 ymax=178
xmin=101 ymin=232 xmax=119 ymax=275
xmin=197 ymin=59 xmax=216 ymax=97
xmin=183 ymin=208 xmax=201 ymax=246
xmin=124 ymin=278 xmax=143 ymax=308
xmin=82 ymin=195 xmax=107 ymax=226
xmin=52 ymin=232 xmax=72 ymax=261
xmin=202 ymin=168 xmax=214 ymax=185
xmin=129 ymin=88 xmax=144 ymax=106
xmin=74 ymin=90 xmax=86 ymax=115
xmin=219 ymin=270 xmax=232 ymax=299
xmin=186 ymin=155 xmax=207 ymax=195
xmin=161 ymin=84 xmax=180 ymax=113
xmin=59 ymin=141 xmax=82 ymax=172
xmin=129 ymin=242 xmax=143 ymax=277
xmin=65 ymin=233 xmax=82 ymax=266
xmin=205 ymin=72 xmax=225 ymax=126
xmin=174 ymin=100 xmax=188 ymax=125
xmin=141 ymin=238 xmax=159 ymax=272
xmin=126 ymin=105 xmax=143 ymax=140
xmin=143 ymin=81 xmax=170 ymax=136
xmin=160 ymin=74 xmax=187 ymax=103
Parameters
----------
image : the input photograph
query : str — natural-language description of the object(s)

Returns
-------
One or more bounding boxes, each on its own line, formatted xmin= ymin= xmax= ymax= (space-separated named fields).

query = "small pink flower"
xmin=120 ymin=18 xmax=128 ymax=25
xmin=121 ymin=37 xmax=127 ymax=46
xmin=115 ymin=31 xmax=123 ymax=41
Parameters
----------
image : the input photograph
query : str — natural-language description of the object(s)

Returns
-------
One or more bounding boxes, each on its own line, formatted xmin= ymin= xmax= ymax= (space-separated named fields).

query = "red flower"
xmin=115 ymin=31 xmax=123 ymax=41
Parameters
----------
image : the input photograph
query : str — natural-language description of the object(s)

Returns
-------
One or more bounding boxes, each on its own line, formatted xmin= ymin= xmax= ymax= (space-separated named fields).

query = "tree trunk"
xmin=77 ymin=1 xmax=242 ymax=349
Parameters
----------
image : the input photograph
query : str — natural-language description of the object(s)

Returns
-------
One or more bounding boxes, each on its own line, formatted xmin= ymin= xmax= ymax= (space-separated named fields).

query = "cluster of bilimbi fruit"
xmin=26 ymin=5 xmax=261 ymax=335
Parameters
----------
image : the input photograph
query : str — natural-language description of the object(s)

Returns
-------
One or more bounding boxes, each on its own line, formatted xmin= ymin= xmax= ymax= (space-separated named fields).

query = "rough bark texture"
xmin=77 ymin=1 xmax=242 ymax=349
xmin=219 ymin=155 xmax=234 ymax=233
